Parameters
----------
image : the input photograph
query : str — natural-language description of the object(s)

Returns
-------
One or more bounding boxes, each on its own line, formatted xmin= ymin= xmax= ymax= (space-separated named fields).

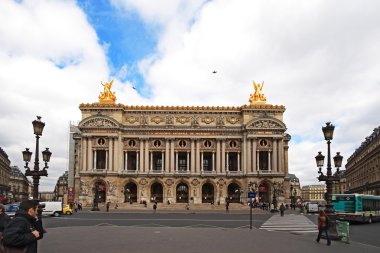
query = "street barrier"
xmin=336 ymin=220 xmax=350 ymax=243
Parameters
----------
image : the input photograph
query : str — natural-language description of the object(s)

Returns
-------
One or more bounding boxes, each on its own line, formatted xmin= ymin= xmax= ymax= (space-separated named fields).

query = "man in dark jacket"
xmin=0 ymin=204 xmax=11 ymax=232
xmin=2 ymin=200 xmax=44 ymax=253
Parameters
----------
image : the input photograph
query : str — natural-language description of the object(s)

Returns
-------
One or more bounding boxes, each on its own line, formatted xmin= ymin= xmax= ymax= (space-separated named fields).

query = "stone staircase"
xmin=91 ymin=202 xmax=266 ymax=212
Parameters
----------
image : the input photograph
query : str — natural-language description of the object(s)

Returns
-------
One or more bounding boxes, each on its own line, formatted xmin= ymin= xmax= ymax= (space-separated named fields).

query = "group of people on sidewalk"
xmin=0 ymin=200 xmax=45 ymax=253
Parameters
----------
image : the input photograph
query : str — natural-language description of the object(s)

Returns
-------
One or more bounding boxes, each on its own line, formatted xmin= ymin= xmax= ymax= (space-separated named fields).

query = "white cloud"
xmin=130 ymin=0 xmax=380 ymax=186
xmin=2 ymin=0 xmax=380 ymax=192
xmin=0 ymin=0 xmax=145 ymax=190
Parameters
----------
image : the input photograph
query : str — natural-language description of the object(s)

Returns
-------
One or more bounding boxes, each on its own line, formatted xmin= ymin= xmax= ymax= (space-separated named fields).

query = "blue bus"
xmin=332 ymin=194 xmax=380 ymax=223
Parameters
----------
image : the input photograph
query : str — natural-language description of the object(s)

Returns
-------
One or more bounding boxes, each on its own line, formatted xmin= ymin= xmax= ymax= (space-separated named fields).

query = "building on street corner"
xmin=301 ymin=184 xmax=326 ymax=203
xmin=345 ymin=126 xmax=380 ymax=195
xmin=0 ymin=148 xmax=11 ymax=203
xmin=68 ymin=81 xmax=293 ymax=207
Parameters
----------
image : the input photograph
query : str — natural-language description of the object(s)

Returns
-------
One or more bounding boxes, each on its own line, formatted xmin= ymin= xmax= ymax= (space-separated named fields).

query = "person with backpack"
xmin=2 ymin=200 xmax=45 ymax=253
xmin=316 ymin=210 xmax=331 ymax=246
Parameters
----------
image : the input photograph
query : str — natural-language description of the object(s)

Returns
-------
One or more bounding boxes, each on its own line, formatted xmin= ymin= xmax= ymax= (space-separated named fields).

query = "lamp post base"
xmin=91 ymin=206 xmax=100 ymax=211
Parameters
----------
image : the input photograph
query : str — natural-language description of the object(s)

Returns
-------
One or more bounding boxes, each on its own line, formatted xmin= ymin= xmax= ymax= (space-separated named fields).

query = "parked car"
xmin=4 ymin=203 xmax=20 ymax=217
xmin=62 ymin=204 xmax=73 ymax=215
xmin=40 ymin=201 xmax=63 ymax=217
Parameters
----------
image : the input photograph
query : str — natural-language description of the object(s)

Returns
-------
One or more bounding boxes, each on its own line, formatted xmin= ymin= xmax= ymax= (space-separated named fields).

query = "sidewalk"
xmin=39 ymin=226 xmax=379 ymax=253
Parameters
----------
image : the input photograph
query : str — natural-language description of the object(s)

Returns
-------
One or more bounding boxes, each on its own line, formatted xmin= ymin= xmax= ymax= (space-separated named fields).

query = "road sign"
xmin=248 ymin=192 xmax=256 ymax=198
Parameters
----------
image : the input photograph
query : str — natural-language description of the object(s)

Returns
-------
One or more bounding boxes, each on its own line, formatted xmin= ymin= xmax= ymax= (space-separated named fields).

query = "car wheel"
xmin=67 ymin=211 xmax=72 ymax=215
xmin=53 ymin=212 xmax=60 ymax=217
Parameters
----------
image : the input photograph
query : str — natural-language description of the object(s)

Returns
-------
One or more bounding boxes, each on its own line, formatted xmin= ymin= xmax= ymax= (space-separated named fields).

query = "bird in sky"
xmin=132 ymin=87 xmax=136 ymax=90
xmin=212 ymin=70 xmax=217 ymax=74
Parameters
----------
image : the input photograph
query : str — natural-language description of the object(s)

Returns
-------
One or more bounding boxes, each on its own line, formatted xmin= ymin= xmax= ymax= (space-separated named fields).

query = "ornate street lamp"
xmin=315 ymin=123 xmax=343 ymax=213
xmin=315 ymin=122 xmax=343 ymax=239
xmin=22 ymin=116 xmax=52 ymax=200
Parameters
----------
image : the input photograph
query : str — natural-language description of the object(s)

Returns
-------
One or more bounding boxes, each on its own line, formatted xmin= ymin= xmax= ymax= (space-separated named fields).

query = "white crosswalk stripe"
xmin=260 ymin=214 xmax=318 ymax=234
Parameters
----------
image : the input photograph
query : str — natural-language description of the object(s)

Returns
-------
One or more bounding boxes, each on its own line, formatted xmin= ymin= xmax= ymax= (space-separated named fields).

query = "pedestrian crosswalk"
xmin=260 ymin=214 xmax=318 ymax=234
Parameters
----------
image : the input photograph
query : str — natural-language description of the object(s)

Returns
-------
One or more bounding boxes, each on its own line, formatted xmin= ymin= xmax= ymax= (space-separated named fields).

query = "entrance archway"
xmin=151 ymin=182 xmax=163 ymax=203
xmin=94 ymin=180 xmax=106 ymax=203
xmin=227 ymin=183 xmax=241 ymax=203
xmin=176 ymin=183 xmax=189 ymax=203
xmin=202 ymin=183 xmax=214 ymax=203
xmin=124 ymin=182 xmax=137 ymax=203
xmin=258 ymin=182 xmax=270 ymax=204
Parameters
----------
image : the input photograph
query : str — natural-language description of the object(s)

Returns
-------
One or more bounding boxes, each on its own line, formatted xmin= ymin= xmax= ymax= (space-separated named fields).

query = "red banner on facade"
xmin=259 ymin=186 xmax=267 ymax=192
xmin=68 ymin=188 xmax=75 ymax=204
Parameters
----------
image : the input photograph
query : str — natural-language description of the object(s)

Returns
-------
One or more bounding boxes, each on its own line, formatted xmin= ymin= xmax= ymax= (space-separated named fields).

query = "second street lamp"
xmin=315 ymin=122 xmax=343 ymax=240
xmin=22 ymin=116 xmax=52 ymax=200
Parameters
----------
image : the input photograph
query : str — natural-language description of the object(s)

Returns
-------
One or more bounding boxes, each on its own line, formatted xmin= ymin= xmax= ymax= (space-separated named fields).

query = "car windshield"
xmin=5 ymin=204 xmax=19 ymax=212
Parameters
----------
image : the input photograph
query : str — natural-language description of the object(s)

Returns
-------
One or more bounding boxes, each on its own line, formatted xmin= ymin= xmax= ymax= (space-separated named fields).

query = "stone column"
xmin=212 ymin=152 xmax=215 ymax=171
xmin=81 ymin=137 xmax=86 ymax=172
xmin=150 ymin=152 xmax=153 ymax=171
xmin=226 ymin=152 xmax=229 ymax=172
xmin=191 ymin=139 xmax=195 ymax=173
xmin=216 ymin=140 xmax=221 ymax=173
xmin=139 ymin=139 xmax=144 ymax=172
xmin=161 ymin=151 xmax=164 ymax=171
xmin=93 ymin=150 xmax=97 ymax=170
xmin=195 ymin=140 xmax=200 ymax=173
xmin=200 ymin=152 xmax=204 ymax=172
xmin=117 ymin=135 xmax=123 ymax=173
xmin=268 ymin=151 xmax=271 ymax=171
xmin=242 ymin=135 xmax=246 ymax=174
xmin=187 ymin=152 xmax=190 ymax=171
xmin=109 ymin=138 xmax=113 ymax=171
xmin=279 ymin=139 xmax=284 ymax=172
xmin=105 ymin=150 xmax=108 ymax=170
xmin=170 ymin=140 xmax=175 ymax=173
xmin=144 ymin=139 xmax=149 ymax=173
xmin=284 ymin=142 xmax=289 ymax=175
xmin=87 ymin=138 xmax=92 ymax=172
xmin=252 ymin=139 xmax=257 ymax=172
xmin=124 ymin=152 xmax=128 ymax=171
xmin=165 ymin=140 xmax=170 ymax=173
xmin=175 ymin=152 xmax=178 ymax=171
xmin=251 ymin=138 xmax=258 ymax=172
xmin=136 ymin=152 xmax=139 ymax=171
xmin=247 ymin=139 xmax=251 ymax=174
xmin=256 ymin=151 xmax=259 ymax=171
xmin=273 ymin=138 xmax=278 ymax=172
xmin=221 ymin=140 xmax=226 ymax=173
xmin=238 ymin=152 xmax=241 ymax=171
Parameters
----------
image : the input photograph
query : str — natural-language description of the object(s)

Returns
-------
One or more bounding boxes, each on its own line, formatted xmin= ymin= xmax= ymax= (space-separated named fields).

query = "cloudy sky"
xmin=1 ymin=0 xmax=379 ymax=191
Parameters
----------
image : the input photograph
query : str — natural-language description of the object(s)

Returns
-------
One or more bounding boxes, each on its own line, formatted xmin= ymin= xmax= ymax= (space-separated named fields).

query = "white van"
xmin=306 ymin=202 xmax=319 ymax=213
xmin=40 ymin=201 xmax=63 ymax=217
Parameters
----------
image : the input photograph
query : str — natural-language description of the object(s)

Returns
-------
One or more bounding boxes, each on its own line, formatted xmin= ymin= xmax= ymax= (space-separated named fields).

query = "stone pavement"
xmin=39 ymin=225 xmax=379 ymax=253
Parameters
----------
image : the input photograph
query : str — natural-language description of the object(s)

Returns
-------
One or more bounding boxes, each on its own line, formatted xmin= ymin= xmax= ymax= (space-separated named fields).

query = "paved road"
xmin=39 ymin=226 xmax=380 ymax=253
xmin=40 ymin=210 xmax=380 ymax=248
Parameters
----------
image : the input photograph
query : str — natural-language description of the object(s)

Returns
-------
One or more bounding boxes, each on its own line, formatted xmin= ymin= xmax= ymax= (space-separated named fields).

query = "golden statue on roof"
xmin=99 ymin=80 xmax=117 ymax=103
xmin=249 ymin=80 xmax=266 ymax=104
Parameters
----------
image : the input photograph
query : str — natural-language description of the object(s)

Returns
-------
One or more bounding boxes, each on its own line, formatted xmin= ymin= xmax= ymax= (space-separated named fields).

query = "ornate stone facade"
xmin=301 ymin=184 xmax=326 ymax=202
xmin=69 ymin=103 xmax=292 ymax=207
xmin=9 ymin=166 xmax=29 ymax=202
xmin=345 ymin=126 xmax=380 ymax=195
xmin=0 ymin=148 xmax=11 ymax=202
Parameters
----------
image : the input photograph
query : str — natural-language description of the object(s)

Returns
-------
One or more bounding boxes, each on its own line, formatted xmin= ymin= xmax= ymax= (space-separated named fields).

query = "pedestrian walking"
xmin=153 ymin=202 xmax=157 ymax=213
xmin=106 ymin=202 xmax=110 ymax=212
xmin=0 ymin=204 xmax=11 ymax=232
xmin=225 ymin=200 xmax=229 ymax=213
xmin=279 ymin=203 xmax=285 ymax=216
xmin=316 ymin=210 xmax=331 ymax=246
xmin=2 ymin=200 xmax=45 ymax=253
